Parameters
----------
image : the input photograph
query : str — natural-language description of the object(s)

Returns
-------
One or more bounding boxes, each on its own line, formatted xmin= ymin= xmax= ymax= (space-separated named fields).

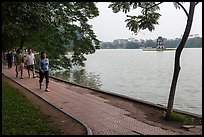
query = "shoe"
xmin=20 ymin=77 xmax=23 ymax=79
xmin=45 ymin=88 xmax=49 ymax=92
xmin=33 ymin=75 xmax=36 ymax=78
xmin=28 ymin=75 xmax=31 ymax=78
xmin=40 ymin=84 xmax=42 ymax=89
xmin=16 ymin=74 xmax=18 ymax=78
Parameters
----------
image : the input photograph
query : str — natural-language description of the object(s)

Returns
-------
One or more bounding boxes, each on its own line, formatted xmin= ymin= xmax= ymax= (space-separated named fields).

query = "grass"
xmin=170 ymin=111 xmax=201 ymax=125
xmin=2 ymin=81 xmax=61 ymax=135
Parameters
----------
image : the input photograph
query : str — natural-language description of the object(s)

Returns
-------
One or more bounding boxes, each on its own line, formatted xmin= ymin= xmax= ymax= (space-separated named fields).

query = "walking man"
xmin=14 ymin=48 xmax=24 ymax=79
xmin=25 ymin=48 xmax=36 ymax=78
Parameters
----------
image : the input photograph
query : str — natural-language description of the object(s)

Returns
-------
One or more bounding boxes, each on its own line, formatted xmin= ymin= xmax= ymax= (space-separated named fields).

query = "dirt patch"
xmin=2 ymin=75 xmax=87 ymax=135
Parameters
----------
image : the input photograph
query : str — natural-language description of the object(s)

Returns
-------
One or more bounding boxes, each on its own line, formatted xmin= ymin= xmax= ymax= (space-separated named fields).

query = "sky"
xmin=88 ymin=2 xmax=202 ymax=42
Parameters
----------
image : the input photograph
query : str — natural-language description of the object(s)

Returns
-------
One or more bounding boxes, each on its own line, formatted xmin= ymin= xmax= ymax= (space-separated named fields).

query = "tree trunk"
xmin=165 ymin=2 xmax=196 ymax=120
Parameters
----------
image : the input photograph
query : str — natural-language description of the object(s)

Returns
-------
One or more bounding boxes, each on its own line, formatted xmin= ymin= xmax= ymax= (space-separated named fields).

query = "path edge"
xmin=2 ymin=73 xmax=93 ymax=135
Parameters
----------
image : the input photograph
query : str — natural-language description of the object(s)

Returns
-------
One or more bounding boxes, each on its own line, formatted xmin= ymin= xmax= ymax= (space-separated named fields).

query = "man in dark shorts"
xmin=25 ymin=48 xmax=36 ymax=78
xmin=14 ymin=48 xmax=24 ymax=79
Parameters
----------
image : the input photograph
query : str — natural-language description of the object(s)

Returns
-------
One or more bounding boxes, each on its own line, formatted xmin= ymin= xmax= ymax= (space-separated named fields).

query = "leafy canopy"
xmin=108 ymin=2 xmax=162 ymax=34
xmin=2 ymin=2 xmax=100 ymax=70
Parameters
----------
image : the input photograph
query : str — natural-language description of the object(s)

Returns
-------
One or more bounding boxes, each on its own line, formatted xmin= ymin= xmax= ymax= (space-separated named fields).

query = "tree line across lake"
xmin=100 ymin=37 xmax=202 ymax=49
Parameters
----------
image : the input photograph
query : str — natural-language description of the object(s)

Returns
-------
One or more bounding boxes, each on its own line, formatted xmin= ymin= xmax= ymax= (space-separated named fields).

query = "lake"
xmin=52 ymin=48 xmax=202 ymax=115
xmin=84 ymin=48 xmax=202 ymax=115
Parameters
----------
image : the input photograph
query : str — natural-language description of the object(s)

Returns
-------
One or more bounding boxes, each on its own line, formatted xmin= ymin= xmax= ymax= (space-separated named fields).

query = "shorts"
xmin=16 ymin=63 xmax=24 ymax=72
xmin=27 ymin=65 xmax=35 ymax=71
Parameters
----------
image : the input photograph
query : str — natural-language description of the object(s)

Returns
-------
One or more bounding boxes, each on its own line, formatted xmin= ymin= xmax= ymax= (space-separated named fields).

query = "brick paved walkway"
xmin=2 ymin=66 xmax=183 ymax=135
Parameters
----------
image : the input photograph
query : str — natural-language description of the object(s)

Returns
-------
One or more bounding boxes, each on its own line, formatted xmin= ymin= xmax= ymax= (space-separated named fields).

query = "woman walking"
xmin=39 ymin=51 xmax=49 ymax=92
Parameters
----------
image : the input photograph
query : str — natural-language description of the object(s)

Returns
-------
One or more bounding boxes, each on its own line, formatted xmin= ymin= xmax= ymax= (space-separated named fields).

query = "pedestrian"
xmin=4 ymin=50 xmax=8 ymax=65
xmin=7 ymin=49 xmax=13 ymax=69
xmin=25 ymin=48 xmax=36 ymax=78
xmin=14 ymin=48 xmax=24 ymax=79
xmin=2 ymin=51 xmax=4 ymax=65
xmin=39 ymin=51 xmax=50 ymax=92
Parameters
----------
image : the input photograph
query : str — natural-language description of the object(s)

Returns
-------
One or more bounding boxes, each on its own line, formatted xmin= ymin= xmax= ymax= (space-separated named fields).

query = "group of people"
xmin=3 ymin=48 xmax=50 ymax=92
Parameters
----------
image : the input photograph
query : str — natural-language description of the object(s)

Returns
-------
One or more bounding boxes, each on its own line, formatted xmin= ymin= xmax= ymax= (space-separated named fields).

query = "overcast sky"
xmin=88 ymin=2 xmax=202 ymax=42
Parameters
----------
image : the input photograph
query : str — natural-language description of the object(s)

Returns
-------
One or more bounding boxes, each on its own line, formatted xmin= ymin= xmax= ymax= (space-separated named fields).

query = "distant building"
xmin=113 ymin=40 xmax=119 ymax=45
xmin=156 ymin=36 xmax=165 ymax=49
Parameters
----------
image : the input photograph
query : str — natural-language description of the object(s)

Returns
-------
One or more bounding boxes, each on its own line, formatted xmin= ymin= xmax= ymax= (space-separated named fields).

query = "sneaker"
xmin=45 ymin=88 xmax=50 ymax=92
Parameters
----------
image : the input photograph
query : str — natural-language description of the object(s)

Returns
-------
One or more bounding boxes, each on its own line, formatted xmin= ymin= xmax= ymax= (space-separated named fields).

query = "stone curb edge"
xmin=2 ymin=73 xmax=93 ymax=135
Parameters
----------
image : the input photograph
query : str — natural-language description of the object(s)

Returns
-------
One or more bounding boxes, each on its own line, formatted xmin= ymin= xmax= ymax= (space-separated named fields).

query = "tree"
xmin=109 ymin=2 xmax=200 ymax=120
xmin=2 ymin=2 xmax=100 ymax=70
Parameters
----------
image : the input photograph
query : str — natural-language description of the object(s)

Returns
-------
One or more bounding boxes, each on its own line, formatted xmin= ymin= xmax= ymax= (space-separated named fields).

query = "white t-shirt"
xmin=26 ymin=53 xmax=35 ymax=65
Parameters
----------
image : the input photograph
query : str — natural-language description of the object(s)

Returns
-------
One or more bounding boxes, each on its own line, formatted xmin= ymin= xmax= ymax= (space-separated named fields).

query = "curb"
xmin=2 ymin=73 xmax=93 ymax=135
xmin=47 ymin=74 xmax=202 ymax=119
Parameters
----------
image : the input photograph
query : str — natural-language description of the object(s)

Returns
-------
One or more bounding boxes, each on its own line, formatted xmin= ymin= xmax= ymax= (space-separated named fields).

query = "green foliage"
xmin=50 ymin=69 xmax=102 ymax=90
xmin=185 ymin=37 xmax=202 ymax=48
xmin=109 ymin=2 xmax=161 ymax=34
xmin=170 ymin=112 xmax=201 ymax=124
xmin=2 ymin=2 xmax=100 ymax=70
xmin=100 ymin=37 xmax=202 ymax=49
xmin=2 ymin=81 xmax=61 ymax=135
xmin=125 ymin=12 xmax=160 ymax=34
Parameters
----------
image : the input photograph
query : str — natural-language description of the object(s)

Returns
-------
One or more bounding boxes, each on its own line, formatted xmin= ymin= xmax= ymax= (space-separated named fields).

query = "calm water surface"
xmin=83 ymin=48 xmax=202 ymax=115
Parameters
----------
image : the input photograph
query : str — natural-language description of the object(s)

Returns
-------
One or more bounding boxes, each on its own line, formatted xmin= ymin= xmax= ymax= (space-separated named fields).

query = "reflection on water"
xmin=50 ymin=69 xmax=102 ymax=90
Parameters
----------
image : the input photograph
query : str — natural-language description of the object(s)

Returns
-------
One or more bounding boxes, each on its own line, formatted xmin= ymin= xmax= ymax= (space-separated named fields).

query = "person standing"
xmin=2 ymin=51 xmax=4 ymax=65
xmin=14 ymin=48 xmax=24 ymax=79
xmin=25 ymin=48 xmax=36 ymax=78
xmin=39 ymin=51 xmax=49 ymax=92
xmin=7 ymin=49 xmax=13 ymax=69
xmin=4 ymin=50 xmax=8 ymax=65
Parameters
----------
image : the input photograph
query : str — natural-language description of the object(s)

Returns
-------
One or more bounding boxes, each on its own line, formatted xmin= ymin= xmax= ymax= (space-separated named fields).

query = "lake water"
xmin=83 ymin=48 xmax=202 ymax=115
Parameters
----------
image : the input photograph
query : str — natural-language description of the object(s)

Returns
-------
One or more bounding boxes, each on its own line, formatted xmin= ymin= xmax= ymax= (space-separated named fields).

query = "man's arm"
xmin=33 ymin=54 xmax=36 ymax=64
xmin=14 ymin=55 xmax=16 ymax=65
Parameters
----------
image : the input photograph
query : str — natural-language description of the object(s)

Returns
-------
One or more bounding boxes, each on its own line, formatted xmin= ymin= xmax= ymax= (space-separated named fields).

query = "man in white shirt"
xmin=26 ymin=48 xmax=36 ymax=78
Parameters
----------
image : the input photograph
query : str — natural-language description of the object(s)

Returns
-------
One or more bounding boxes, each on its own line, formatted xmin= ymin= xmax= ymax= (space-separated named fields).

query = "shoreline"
xmin=49 ymin=74 xmax=202 ymax=119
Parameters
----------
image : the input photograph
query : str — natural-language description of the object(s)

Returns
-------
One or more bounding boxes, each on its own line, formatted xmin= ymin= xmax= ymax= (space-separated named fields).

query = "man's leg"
xmin=28 ymin=66 xmax=30 ymax=78
xmin=16 ymin=65 xmax=18 ymax=77
xmin=7 ymin=60 xmax=10 ymax=68
xmin=32 ymin=65 xmax=36 ymax=78
xmin=20 ymin=63 xmax=23 ymax=79
xmin=20 ymin=69 xmax=23 ymax=79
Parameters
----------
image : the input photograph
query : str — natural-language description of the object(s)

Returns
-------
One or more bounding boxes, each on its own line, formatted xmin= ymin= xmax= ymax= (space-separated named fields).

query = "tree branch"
xmin=138 ymin=2 xmax=163 ymax=10
xmin=176 ymin=2 xmax=189 ymax=17
xmin=147 ymin=2 xmax=163 ymax=10
xmin=195 ymin=2 xmax=199 ymax=6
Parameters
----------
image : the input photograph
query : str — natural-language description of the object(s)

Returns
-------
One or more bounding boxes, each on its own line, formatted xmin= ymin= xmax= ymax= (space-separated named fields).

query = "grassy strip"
xmin=171 ymin=111 xmax=201 ymax=125
xmin=2 ymin=81 xmax=61 ymax=135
